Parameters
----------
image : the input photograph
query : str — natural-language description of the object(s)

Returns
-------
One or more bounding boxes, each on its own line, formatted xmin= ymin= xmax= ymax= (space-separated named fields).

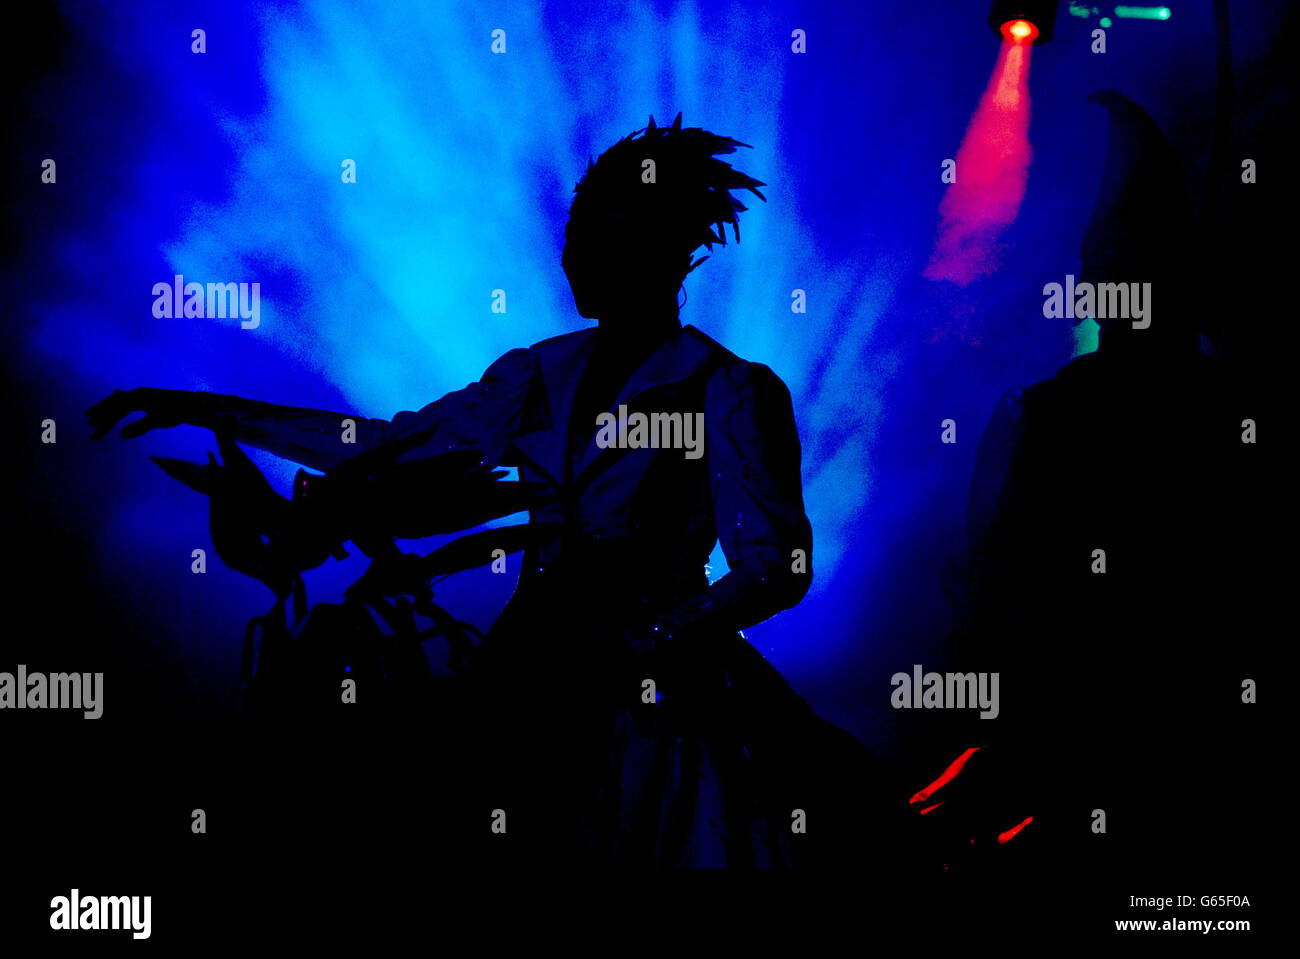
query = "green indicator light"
xmin=1072 ymin=318 xmax=1100 ymax=357
xmin=1114 ymin=6 xmax=1172 ymax=19
xmin=1099 ymin=16 xmax=1112 ymax=26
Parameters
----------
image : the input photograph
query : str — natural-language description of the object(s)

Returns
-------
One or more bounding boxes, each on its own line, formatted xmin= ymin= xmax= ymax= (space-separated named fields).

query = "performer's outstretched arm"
xmin=87 ymin=348 xmax=540 ymax=472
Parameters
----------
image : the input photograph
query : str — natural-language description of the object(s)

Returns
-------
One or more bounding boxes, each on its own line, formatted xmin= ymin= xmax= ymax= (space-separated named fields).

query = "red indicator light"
xmin=1001 ymin=19 xmax=1039 ymax=43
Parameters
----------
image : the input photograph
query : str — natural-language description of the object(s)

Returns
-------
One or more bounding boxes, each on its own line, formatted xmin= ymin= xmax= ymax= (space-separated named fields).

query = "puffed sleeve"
xmin=364 ymin=347 xmax=543 ymax=466
xmin=667 ymin=360 xmax=814 ymax=634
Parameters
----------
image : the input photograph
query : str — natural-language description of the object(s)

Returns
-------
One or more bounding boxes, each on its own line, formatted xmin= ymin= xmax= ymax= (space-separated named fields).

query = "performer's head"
xmin=563 ymin=113 xmax=766 ymax=327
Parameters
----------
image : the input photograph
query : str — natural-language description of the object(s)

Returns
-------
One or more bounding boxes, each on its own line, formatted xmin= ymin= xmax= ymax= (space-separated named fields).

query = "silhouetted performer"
xmin=89 ymin=115 xmax=904 ymax=869
xmin=962 ymin=92 xmax=1262 ymax=871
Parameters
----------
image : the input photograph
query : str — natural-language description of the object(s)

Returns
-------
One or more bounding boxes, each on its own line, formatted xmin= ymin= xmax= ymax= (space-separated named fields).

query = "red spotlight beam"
xmin=923 ymin=35 xmax=1035 ymax=286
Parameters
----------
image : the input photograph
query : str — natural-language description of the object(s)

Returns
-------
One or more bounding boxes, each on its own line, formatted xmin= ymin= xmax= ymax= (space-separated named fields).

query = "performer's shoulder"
xmin=527 ymin=326 xmax=598 ymax=354
xmin=684 ymin=326 xmax=793 ymax=405
xmin=482 ymin=327 xmax=596 ymax=377
xmin=682 ymin=323 xmax=742 ymax=368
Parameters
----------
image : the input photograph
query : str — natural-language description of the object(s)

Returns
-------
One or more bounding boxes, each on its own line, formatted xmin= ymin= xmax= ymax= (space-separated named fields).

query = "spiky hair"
xmin=569 ymin=112 xmax=767 ymax=275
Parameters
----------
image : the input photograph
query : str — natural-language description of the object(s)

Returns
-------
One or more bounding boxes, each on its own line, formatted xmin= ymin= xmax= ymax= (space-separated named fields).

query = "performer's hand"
xmin=87 ymin=388 xmax=201 ymax=440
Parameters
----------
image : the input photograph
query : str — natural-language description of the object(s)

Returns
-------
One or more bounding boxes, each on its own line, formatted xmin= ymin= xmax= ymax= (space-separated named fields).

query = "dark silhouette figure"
xmin=88 ymin=115 xmax=911 ymax=869
xmin=959 ymin=92 xmax=1263 ymax=874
